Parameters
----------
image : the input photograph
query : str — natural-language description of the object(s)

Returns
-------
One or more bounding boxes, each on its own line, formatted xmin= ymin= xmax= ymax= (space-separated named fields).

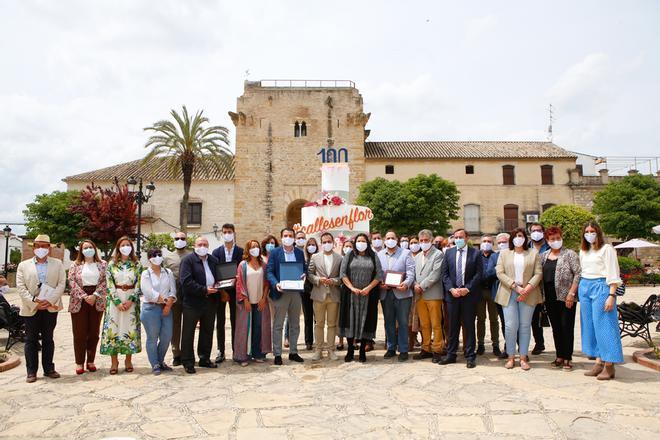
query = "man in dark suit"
xmin=266 ymin=227 xmax=307 ymax=365
xmin=180 ymin=237 xmax=220 ymax=374
xmin=440 ymin=228 xmax=483 ymax=368
xmin=211 ymin=223 xmax=243 ymax=364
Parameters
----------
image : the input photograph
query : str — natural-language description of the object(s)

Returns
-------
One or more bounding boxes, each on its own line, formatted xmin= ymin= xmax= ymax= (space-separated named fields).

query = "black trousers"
xmin=24 ymin=310 xmax=58 ymax=375
xmin=531 ymin=304 xmax=545 ymax=347
xmin=301 ymin=291 xmax=314 ymax=345
xmin=545 ymin=299 xmax=576 ymax=360
xmin=446 ymin=298 xmax=477 ymax=361
xmin=181 ymin=301 xmax=216 ymax=367
xmin=216 ymin=288 xmax=236 ymax=356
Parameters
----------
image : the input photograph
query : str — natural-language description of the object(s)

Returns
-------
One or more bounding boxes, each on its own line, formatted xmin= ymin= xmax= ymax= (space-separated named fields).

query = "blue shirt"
xmin=34 ymin=258 xmax=48 ymax=285
xmin=283 ymin=247 xmax=296 ymax=262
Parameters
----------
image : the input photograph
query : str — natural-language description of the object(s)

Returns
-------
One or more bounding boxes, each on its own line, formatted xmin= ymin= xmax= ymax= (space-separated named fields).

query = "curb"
xmin=632 ymin=348 xmax=660 ymax=372
xmin=0 ymin=355 xmax=21 ymax=373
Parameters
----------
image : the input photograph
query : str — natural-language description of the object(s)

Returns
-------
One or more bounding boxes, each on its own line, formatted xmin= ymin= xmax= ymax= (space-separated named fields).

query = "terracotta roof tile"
xmin=364 ymin=141 xmax=577 ymax=160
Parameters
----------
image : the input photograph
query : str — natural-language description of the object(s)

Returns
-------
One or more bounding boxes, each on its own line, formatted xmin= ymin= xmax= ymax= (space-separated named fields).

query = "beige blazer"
xmin=494 ymin=249 xmax=543 ymax=307
xmin=307 ymin=251 xmax=343 ymax=303
xmin=16 ymin=257 xmax=66 ymax=317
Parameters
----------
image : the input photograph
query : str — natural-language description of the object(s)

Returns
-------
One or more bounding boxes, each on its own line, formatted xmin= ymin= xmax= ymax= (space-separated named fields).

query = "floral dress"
xmin=100 ymin=260 xmax=142 ymax=355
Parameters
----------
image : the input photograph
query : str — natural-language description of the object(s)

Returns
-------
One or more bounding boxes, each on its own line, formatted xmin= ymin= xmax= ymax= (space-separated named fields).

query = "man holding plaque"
xmin=266 ymin=228 xmax=307 ymax=365
xmin=377 ymin=230 xmax=416 ymax=362
xmin=439 ymin=228 xmax=483 ymax=368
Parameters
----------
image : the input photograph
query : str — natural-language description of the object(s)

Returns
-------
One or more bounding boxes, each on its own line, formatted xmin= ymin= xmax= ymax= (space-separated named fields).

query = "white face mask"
xmin=480 ymin=242 xmax=493 ymax=252
xmin=498 ymin=242 xmax=509 ymax=251
xmin=410 ymin=243 xmax=421 ymax=253
xmin=282 ymin=237 xmax=295 ymax=247
xmin=419 ymin=242 xmax=432 ymax=252
xmin=355 ymin=242 xmax=368 ymax=252
xmin=531 ymin=231 xmax=544 ymax=242
xmin=249 ymin=247 xmax=261 ymax=257
xmin=82 ymin=248 xmax=96 ymax=258
xmin=372 ymin=239 xmax=383 ymax=248
xmin=295 ymin=238 xmax=306 ymax=247
xmin=119 ymin=245 xmax=133 ymax=256
xmin=223 ymin=233 xmax=234 ymax=243
xmin=194 ymin=246 xmax=209 ymax=257
xmin=343 ymin=247 xmax=352 ymax=255
xmin=584 ymin=232 xmax=597 ymax=244
xmin=512 ymin=237 xmax=526 ymax=248
xmin=400 ymin=241 xmax=409 ymax=249
xmin=322 ymin=242 xmax=334 ymax=253
xmin=548 ymin=240 xmax=563 ymax=250
xmin=34 ymin=248 xmax=49 ymax=259
xmin=149 ymin=256 xmax=164 ymax=266
xmin=174 ymin=238 xmax=187 ymax=249
xmin=307 ymin=245 xmax=317 ymax=254
xmin=385 ymin=238 xmax=398 ymax=249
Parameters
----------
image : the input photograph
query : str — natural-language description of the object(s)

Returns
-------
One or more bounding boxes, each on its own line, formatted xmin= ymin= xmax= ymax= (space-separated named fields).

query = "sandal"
xmin=124 ymin=362 xmax=134 ymax=373
xmin=562 ymin=360 xmax=573 ymax=371
xmin=520 ymin=356 xmax=531 ymax=371
xmin=505 ymin=358 xmax=515 ymax=369
xmin=109 ymin=365 xmax=119 ymax=375
xmin=551 ymin=358 xmax=563 ymax=368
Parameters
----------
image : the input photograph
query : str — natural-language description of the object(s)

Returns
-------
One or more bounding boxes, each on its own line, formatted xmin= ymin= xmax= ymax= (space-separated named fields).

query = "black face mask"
xmin=434 ymin=243 xmax=442 ymax=250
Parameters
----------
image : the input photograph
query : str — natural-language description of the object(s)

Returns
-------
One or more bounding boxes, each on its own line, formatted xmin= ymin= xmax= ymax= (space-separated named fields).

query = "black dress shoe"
xmin=531 ymin=345 xmax=545 ymax=355
xmin=439 ymin=356 xmax=457 ymax=365
xmin=215 ymin=354 xmax=226 ymax=364
xmin=492 ymin=346 xmax=502 ymax=357
xmin=413 ymin=350 xmax=433 ymax=360
xmin=184 ymin=366 xmax=196 ymax=374
xmin=198 ymin=360 xmax=218 ymax=368
xmin=432 ymin=352 xmax=442 ymax=363
xmin=172 ymin=356 xmax=182 ymax=367
xmin=305 ymin=344 xmax=313 ymax=351
xmin=289 ymin=353 xmax=304 ymax=363
xmin=274 ymin=356 xmax=283 ymax=365
xmin=476 ymin=344 xmax=485 ymax=356
xmin=344 ymin=352 xmax=354 ymax=362
xmin=398 ymin=352 xmax=409 ymax=362
xmin=44 ymin=371 xmax=61 ymax=379
xmin=383 ymin=350 xmax=397 ymax=359
xmin=466 ymin=359 xmax=477 ymax=369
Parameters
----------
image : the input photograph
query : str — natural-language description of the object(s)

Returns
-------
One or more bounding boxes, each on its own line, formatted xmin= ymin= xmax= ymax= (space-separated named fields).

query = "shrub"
xmin=618 ymin=256 xmax=643 ymax=274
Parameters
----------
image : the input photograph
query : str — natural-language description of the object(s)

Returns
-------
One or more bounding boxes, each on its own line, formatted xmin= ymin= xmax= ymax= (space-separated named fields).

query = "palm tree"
xmin=144 ymin=106 xmax=233 ymax=232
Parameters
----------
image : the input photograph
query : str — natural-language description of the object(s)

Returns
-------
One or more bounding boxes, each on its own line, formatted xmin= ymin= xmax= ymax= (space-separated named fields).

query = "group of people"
xmin=13 ymin=219 xmax=625 ymax=382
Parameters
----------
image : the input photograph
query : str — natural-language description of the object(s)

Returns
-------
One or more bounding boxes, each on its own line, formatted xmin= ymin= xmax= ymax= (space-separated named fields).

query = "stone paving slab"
xmin=0 ymin=287 xmax=658 ymax=439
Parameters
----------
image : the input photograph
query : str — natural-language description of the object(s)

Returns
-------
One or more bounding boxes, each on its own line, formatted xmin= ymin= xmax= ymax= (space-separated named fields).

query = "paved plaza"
xmin=0 ymin=287 xmax=658 ymax=440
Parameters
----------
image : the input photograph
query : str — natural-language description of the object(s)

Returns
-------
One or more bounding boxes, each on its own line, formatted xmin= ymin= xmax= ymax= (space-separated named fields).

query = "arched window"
xmin=294 ymin=121 xmax=300 ymax=137
xmin=503 ymin=204 xmax=519 ymax=231
xmin=300 ymin=121 xmax=307 ymax=136
xmin=464 ymin=204 xmax=480 ymax=233
xmin=542 ymin=203 xmax=556 ymax=212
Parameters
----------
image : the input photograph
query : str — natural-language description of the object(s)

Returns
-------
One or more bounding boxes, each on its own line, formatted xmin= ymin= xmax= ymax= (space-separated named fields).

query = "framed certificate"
xmin=280 ymin=262 xmax=305 ymax=291
xmin=384 ymin=271 xmax=404 ymax=287
xmin=214 ymin=262 xmax=238 ymax=289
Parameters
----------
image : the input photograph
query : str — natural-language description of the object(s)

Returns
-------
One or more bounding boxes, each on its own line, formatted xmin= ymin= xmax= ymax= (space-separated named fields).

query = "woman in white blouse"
xmin=495 ymin=228 xmax=543 ymax=370
xmin=67 ymin=240 xmax=107 ymax=375
xmin=579 ymin=221 xmax=623 ymax=380
xmin=140 ymin=248 xmax=177 ymax=375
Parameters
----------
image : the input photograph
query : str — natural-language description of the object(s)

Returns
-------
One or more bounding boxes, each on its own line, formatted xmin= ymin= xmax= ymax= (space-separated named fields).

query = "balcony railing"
xmin=259 ymin=79 xmax=355 ymax=88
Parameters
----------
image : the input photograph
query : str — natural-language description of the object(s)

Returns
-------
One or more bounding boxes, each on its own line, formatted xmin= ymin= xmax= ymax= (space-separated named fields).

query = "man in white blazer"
xmin=307 ymin=232 xmax=343 ymax=361
xmin=16 ymin=234 xmax=66 ymax=383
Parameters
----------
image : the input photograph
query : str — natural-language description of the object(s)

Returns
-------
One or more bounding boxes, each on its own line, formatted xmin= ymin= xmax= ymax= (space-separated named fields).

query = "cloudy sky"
xmin=1 ymin=0 xmax=658 ymax=234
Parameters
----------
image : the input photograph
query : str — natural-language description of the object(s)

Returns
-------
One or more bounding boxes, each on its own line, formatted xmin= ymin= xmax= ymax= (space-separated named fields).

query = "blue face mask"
xmin=454 ymin=238 xmax=466 ymax=249
xmin=265 ymin=243 xmax=275 ymax=253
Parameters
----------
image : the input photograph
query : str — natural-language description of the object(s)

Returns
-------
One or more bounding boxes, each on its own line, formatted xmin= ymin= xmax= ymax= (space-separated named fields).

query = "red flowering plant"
xmin=304 ymin=191 xmax=346 ymax=207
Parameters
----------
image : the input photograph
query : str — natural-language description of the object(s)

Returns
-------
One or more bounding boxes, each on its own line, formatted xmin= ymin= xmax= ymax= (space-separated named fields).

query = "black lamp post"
xmin=127 ymin=177 xmax=155 ymax=255
xmin=3 ymin=225 xmax=11 ymax=277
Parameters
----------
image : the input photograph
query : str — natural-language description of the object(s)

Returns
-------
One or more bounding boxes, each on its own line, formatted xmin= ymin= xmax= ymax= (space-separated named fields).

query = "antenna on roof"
xmin=547 ymin=104 xmax=554 ymax=142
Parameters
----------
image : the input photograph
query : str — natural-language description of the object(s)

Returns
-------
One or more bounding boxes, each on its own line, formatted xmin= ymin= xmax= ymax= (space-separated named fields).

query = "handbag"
xmin=615 ymin=283 xmax=626 ymax=297
xmin=540 ymin=305 xmax=551 ymax=328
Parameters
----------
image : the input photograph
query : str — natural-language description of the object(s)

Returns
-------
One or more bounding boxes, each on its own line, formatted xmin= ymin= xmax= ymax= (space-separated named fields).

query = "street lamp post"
xmin=127 ymin=177 xmax=155 ymax=256
xmin=3 ymin=225 xmax=11 ymax=277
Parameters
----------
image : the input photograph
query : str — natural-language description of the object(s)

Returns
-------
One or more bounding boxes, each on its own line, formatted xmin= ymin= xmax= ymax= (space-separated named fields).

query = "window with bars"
xmin=503 ymin=204 xmax=519 ymax=231
xmin=187 ymin=203 xmax=202 ymax=226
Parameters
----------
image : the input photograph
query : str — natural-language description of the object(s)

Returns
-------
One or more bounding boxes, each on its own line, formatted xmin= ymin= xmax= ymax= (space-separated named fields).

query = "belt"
xmin=144 ymin=302 xmax=165 ymax=307
xmin=116 ymin=284 xmax=135 ymax=291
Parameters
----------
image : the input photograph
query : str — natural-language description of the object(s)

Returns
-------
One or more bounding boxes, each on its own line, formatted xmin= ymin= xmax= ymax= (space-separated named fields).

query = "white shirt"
xmin=81 ymin=262 xmax=100 ymax=287
xmin=323 ymin=253 xmax=334 ymax=274
xmin=579 ymin=244 xmax=622 ymax=286
xmin=224 ymin=244 xmax=234 ymax=262
xmin=454 ymin=247 xmax=468 ymax=286
xmin=246 ymin=265 xmax=264 ymax=304
xmin=201 ymin=258 xmax=215 ymax=287
xmin=141 ymin=267 xmax=177 ymax=303
xmin=513 ymin=252 xmax=525 ymax=286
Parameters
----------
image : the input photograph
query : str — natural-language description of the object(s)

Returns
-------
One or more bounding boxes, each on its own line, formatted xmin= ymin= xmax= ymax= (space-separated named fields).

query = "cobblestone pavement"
xmin=0 ymin=287 xmax=658 ymax=440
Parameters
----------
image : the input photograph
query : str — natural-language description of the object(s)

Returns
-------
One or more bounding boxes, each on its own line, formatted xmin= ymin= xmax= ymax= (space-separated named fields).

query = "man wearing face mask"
xmin=439 ymin=229 xmax=482 ymax=368
xmin=371 ymin=232 xmax=384 ymax=253
xmin=485 ymin=233 xmax=510 ymax=359
xmin=433 ymin=236 xmax=444 ymax=250
xmin=163 ymin=231 xmax=191 ymax=366
xmin=399 ymin=235 xmax=410 ymax=250
xmin=266 ymin=228 xmax=307 ymax=365
xmin=476 ymin=235 xmax=502 ymax=357
xmin=296 ymin=231 xmax=315 ymax=350
xmin=211 ymin=223 xmax=243 ymax=364
xmin=529 ymin=223 xmax=549 ymax=355
xmin=179 ymin=237 xmax=220 ymax=373
xmin=16 ymin=235 xmax=66 ymax=383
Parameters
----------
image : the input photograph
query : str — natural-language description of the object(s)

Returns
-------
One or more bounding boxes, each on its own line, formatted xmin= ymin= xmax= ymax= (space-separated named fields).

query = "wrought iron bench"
xmin=618 ymin=294 xmax=659 ymax=346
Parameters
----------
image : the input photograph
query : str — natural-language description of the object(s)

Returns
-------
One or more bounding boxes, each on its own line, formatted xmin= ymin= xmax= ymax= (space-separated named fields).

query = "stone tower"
xmin=230 ymin=80 xmax=370 ymax=241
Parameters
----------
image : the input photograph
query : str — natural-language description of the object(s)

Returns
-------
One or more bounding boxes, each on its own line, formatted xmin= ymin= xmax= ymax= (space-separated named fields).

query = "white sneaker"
xmin=311 ymin=351 xmax=322 ymax=361
xmin=329 ymin=351 xmax=338 ymax=361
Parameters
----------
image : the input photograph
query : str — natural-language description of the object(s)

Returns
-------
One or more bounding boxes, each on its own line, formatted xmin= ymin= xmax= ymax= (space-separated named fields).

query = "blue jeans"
xmin=250 ymin=307 xmax=265 ymax=360
xmin=503 ymin=292 xmax=535 ymax=356
xmin=141 ymin=303 xmax=173 ymax=368
xmin=383 ymin=290 xmax=412 ymax=353
xmin=579 ymin=278 xmax=624 ymax=363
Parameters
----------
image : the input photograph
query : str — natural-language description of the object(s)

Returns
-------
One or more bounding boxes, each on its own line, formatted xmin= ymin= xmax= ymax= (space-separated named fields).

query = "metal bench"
xmin=618 ymin=294 xmax=659 ymax=346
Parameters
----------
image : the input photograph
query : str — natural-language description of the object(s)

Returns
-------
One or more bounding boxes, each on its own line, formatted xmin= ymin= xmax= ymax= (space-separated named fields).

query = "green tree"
xmin=356 ymin=174 xmax=460 ymax=235
xmin=143 ymin=233 xmax=197 ymax=252
xmin=144 ymin=106 xmax=233 ymax=232
xmin=540 ymin=204 xmax=595 ymax=250
xmin=592 ymin=174 xmax=660 ymax=241
xmin=23 ymin=190 xmax=85 ymax=253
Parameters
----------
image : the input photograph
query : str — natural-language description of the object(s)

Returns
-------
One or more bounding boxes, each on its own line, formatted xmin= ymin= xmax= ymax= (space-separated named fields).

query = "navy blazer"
xmin=441 ymin=246 xmax=483 ymax=303
xmin=211 ymin=244 xmax=244 ymax=264
xmin=265 ymin=246 xmax=307 ymax=300
xmin=485 ymin=252 xmax=500 ymax=300
xmin=180 ymin=252 xmax=220 ymax=309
